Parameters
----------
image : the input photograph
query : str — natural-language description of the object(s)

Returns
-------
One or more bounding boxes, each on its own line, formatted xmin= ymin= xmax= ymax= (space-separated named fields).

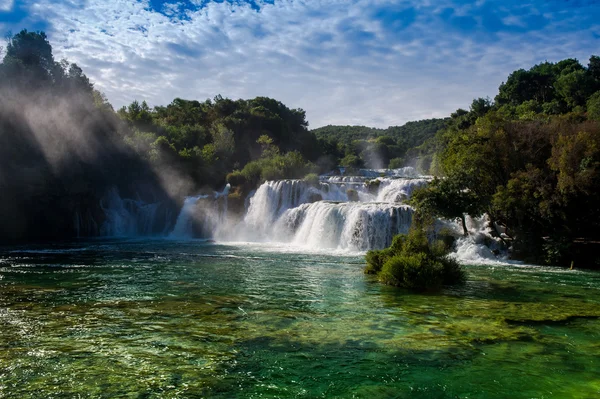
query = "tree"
xmin=470 ymin=97 xmax=493 ymax=117
xmin=2 ymin=30 xmax=54 ymax=83
xmin=410 ymin=171 xmax=485 ymax=236
xmin=340 ymin=153 xmax=361 ymax=168
xmin=555 ymin=70 xmax=595 ymax=109
xmin=211 ymin=123 xmax=235 ymax=157
xmin=587 ymin=91 xmax=600 ymax=121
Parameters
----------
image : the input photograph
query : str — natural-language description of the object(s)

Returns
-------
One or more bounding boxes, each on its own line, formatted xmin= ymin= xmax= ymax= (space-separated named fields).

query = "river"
xmin=1 ymin=239 xmax=599 ymax=398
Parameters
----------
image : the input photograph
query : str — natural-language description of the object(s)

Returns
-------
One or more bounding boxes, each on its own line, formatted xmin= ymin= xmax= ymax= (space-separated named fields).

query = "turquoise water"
xmin=1 ymin=239 xmax=600 ymax=398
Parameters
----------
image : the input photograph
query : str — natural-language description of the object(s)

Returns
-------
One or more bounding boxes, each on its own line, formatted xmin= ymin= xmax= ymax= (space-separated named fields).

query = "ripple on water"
xmin=1 ymin=240 xmax=599 ymax=398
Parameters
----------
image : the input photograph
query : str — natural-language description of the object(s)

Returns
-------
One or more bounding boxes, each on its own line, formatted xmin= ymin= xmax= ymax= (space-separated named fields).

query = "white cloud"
xmin=0 ymin=0 xmax=13 ymax=12
xmin=23 ymin=0 xmax=600 ymax=128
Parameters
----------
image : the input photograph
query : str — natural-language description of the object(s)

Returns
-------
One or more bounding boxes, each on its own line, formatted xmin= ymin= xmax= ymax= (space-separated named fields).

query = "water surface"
xmin=1 ymin=240 xmax=599 ymax=398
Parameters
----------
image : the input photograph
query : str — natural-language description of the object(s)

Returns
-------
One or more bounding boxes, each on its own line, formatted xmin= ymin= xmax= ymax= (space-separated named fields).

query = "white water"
xmin=376 ymin=178 xmax=429 ymax=202
xmin=101 ymin=168 xmax=509 ymax=263
xmin=359 ymin=166 xmax=421 ymax=178
xmin=168 ymin=184 xmax=231 ymax=239
xmin=448 ymin=216 xmax=516 ymax=265
xmin=275 ymin=202 xmax=413 ymax=251
xmin=169 ymin=195 xmax=209 ymax=238
xmin=221 ymin=175 xmax=426 ymax=251
xmin=223 ymin=174 xmax=511 ymax=261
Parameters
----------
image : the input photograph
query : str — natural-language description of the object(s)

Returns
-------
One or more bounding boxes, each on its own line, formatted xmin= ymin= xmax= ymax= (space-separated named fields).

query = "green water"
xmin=1 ymin=240 xmax=599 ymax=398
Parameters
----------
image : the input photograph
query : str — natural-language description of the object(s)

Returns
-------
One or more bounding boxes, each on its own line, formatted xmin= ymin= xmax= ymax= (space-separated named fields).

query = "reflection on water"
xmin=1 ymin=239 xmax=600 ymax=398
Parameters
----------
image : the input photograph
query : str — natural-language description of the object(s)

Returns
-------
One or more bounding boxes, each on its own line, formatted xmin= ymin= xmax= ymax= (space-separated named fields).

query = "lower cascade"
xmin=96 ymin=168 xmax=435 ymax=251
xmin=222 ymin=169 xmax=426 ymax=251
xmin=98 ymin=167 xmax=500 ymax=257
xmin=169 ymin=195 xmax=209 ymax=239
xmin=274 ymin=202 xmax=413 ymax=251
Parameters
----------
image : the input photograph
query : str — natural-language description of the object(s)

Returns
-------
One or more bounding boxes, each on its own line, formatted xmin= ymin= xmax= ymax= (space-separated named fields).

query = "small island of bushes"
xmin=365 ymin=228 xmax=465 ymax=291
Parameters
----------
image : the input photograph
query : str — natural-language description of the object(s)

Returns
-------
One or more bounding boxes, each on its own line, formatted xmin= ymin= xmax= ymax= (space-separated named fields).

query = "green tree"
xmin=555 ymin=70 xmax=594 ymax=109
xmin=340 ymin=153 xmax=361 ymax=168
xmin=587 ymin=91 xmax=600 ymax=121
xmin=1 ymin=29 xmax=55 ymax=85
xmin=411 ymin=171 xmax=485 ymax=236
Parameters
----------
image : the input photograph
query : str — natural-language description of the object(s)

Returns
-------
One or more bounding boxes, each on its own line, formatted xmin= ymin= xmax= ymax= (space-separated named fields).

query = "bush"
xmin=261 ymin=164 xmax=283 ymax=181
xmin=388 ymin=157 xmax=404 ymax=169
xmin=587 ymin=91 xmax=600 ymax=121
xmin=341 ymin=153 xmax=361 ymax=168
xmin=440 ymin=256 xmax=464 ymax=285
xmin=365 ymin=248 xmax=393 ymax=274
xmin=240 ymin=161 xmax=263 ymax=186
xmin=303 ymin=173 xmax=320 ymax=187
xmin=346 ymin=188 xmax=359 ymax=201
xmin=226 ymin=170 xmax=247 ymax=187
xmin=364 ymin=227 xmax=465 ymax=291
xmin=239 ymin=151 xmax=316 ymax=186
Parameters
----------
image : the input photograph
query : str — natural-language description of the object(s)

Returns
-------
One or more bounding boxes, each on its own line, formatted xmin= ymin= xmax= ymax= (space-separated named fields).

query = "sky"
xmin=0 ymin=0 xmax=599 ymax=128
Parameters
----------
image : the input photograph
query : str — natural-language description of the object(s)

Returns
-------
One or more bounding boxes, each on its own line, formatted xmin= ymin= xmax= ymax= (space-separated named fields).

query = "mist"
xmin=0 ymin=84 xmax=193 ymax=241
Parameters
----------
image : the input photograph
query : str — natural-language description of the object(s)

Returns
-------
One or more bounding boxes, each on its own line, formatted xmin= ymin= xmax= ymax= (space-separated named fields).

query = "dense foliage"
xmin=365 ymin=228 xmax=465 ymax=291
xmin=117 ymin=96 xmax=320 ymax=189
xmin=413 ymin=57 xmax=600 ymax=266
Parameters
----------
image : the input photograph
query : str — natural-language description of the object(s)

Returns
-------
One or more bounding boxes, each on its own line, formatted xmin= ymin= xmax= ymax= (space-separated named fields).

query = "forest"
xmin=1 ymin=29 xmax=599 ymax=267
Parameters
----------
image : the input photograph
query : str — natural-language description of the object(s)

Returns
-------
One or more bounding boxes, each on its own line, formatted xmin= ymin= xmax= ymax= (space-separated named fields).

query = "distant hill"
xmin=312 ymin=118 xmax=449 ymax=149
xmin=311 ymin=118 xmax=449 ymax=170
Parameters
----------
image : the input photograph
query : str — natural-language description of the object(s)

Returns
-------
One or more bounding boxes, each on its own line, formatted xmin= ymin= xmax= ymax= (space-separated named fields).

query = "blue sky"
xmin=1 ymin=0 xmax=599 ymax=127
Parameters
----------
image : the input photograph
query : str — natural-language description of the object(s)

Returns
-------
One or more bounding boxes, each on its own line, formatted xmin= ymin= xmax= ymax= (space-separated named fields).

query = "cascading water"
xmin=169 ymin=184 xmax=231 ymax=239
xmin=376 ymin=178 xmax=429 ymax=202
xmin=274 ymin=202 xmax=413 ymax=251
xmin=99 ymin=187 xmax=168 ymax=236
xmin=100 ymin=168 xmax=506 ymax=259
xmin=359 ymin=166 xmax=421 ymax=178
xmin=222 ymin=173 xmax=427 ymax=251
xmin=169 ymin=195 xmax=209 ymax=239
xmin=242 ymin=179 xmax=367 ymax=234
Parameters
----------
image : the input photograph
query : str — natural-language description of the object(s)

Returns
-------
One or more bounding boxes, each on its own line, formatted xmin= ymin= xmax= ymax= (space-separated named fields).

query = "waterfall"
xmin=224 ymin=174 xmax=429 ymax=250
xmin=274 ymin=202 xmax=413 ymax=251
xmin=245 ymin=180 xmax=320 ymax=233
xmin=169 ymin=195 xmax=209 ymax=239
xmin=97 ymin=170 xmax=507 ymax=256
xmin=97 ymin=169 xmax=509 ymax=256
xmin=100 ymin=188 xmax=138 ymax=236
xmin=99 ymin=187 xmax=169 ymax=237
xmin=376 ymin=178 xmax=429 ymax=203
xmin=169 ymin=184 xmax=231 ymax=239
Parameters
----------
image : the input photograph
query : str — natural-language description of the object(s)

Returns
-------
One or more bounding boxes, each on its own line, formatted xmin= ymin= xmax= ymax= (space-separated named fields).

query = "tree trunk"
xmin=488 ymin=214 xmax=509 ymax=247
xmin=461 ymin=215 xmax=468 ymax=236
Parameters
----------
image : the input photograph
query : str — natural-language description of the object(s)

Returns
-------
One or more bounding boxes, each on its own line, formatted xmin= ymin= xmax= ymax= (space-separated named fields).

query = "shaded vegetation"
xmin=0 ymin=30 xmax=172 ymax=241
xmin=117 ymin=96 xmax=319 ymax=189
xmin=411 ymin=56 xmax=600 ymax=266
